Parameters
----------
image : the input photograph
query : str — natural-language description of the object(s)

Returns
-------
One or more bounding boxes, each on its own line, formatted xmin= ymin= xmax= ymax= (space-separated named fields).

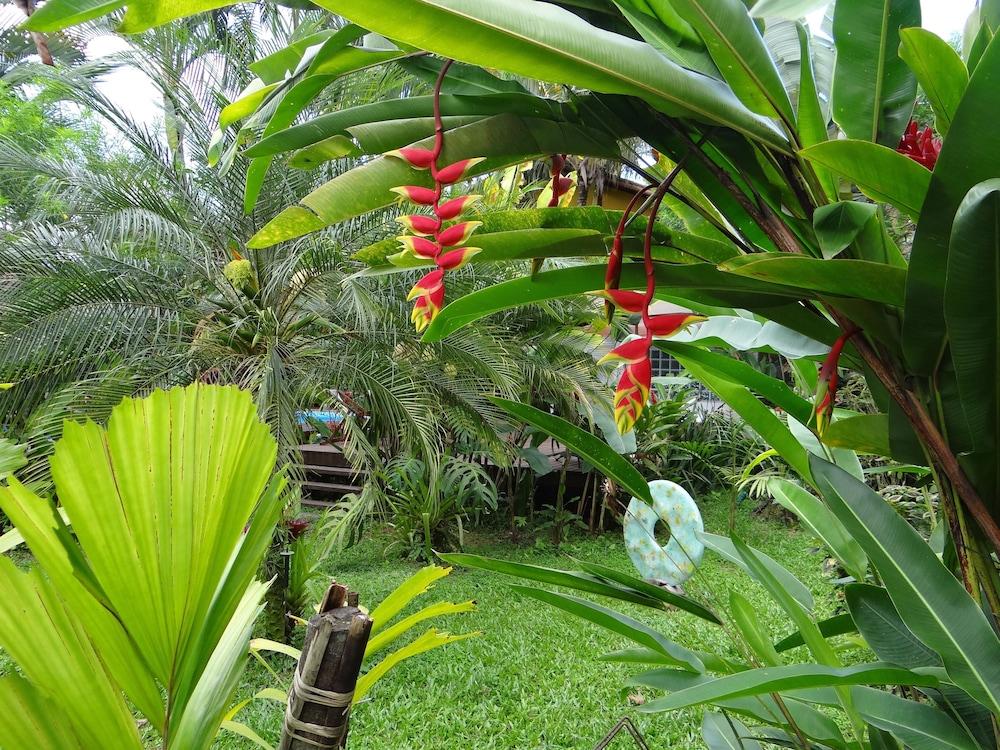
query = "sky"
xmin=3 ymin=0 xmax=984 ymax=128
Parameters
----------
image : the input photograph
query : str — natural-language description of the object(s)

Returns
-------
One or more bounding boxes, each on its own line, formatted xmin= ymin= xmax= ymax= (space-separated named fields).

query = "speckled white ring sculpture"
xmin=624 ymin=480 xmax=704 ymax=585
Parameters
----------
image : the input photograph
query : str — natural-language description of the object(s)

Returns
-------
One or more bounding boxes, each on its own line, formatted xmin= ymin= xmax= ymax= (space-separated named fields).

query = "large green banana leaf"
xmin=903 ymin=34 xmax=1000 ymax=375
xmin=313 ymin=0 xmax=790 ymax=151
xmin=247 ymin=114 xmax=620 ymax=248
xmin=830 ymin=0 xmax=919 ymax=146
xmin=944 ymin=180 xmax=1000 ymax=515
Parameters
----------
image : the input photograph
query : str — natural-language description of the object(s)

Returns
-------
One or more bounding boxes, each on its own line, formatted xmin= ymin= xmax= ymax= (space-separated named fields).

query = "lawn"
xmin=219 ymin=493 xmax=842 ymax=750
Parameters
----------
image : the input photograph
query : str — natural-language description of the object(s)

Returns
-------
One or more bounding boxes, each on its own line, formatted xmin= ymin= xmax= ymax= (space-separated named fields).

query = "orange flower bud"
xmin=597 ymin=337 xmax=650 ymax=366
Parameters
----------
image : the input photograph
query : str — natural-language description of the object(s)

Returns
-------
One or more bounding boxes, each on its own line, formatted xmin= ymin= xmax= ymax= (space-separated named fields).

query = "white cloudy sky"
xmin=1 ymin=0 xmax=983 ymax=127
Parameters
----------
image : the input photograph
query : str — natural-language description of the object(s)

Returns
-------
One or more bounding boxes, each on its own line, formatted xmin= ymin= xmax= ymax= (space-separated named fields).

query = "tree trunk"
xmin=280 ymin=583 xmax=372 ymax=750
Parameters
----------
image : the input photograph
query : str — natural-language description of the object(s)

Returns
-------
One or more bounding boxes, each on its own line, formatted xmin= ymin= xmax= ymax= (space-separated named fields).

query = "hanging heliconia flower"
xmin=595 ymin=178 xmax=705 ymax=433
xmin=813 ymin=328 xmax=859 ymax=436
xmin=896 ymin=121 xmax=941 ymax=170
xmin=386 ymin=59 xmax=484 ymax=333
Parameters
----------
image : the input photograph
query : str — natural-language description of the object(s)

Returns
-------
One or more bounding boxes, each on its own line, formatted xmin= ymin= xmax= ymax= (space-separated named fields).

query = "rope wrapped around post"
xmin=279 ymin=583 xmax=372 ymax=750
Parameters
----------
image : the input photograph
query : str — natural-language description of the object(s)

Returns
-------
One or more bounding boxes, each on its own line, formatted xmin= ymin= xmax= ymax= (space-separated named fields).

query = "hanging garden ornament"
xmin=624 ymin=480 xmax=705 ymax=586
xmin=386 ymin=59 xmax=483 ymax=333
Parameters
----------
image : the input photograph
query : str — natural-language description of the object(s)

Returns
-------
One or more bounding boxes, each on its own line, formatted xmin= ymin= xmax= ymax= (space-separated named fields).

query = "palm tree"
xmin=0 ymin=16 xmax=607 ymax=491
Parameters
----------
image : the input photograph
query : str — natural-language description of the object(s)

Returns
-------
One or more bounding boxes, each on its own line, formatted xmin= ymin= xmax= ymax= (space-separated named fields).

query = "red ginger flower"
xmin=896 ymin=121 xmax=941 ymax=170
xmin=386 ymin=59 xmax=484 ymax=333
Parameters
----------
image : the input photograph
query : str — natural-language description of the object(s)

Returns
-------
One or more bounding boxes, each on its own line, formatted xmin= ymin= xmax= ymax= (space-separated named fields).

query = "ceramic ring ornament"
xmin=624 ymin=480 xmax=705 ymax=586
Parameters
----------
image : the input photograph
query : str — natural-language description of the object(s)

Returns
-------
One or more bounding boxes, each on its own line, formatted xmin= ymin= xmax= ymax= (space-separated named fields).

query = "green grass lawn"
xmin=218 ymin=493 xmax=842 ymax=750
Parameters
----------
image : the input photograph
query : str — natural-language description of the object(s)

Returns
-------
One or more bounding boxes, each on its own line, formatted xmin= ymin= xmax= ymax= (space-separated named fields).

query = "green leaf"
xmin=773 ymin=613 xmax=857 ymax=652
xmin=314 ymin=0 xmax=790 ymax=151
xmin=219 ymin=80 xmax=280 ymax=131
xmin=510 ymin=585 xmax=705 ymax=671
xmin=822 ymin=413 xmax=890 ymax=457
xmin=732 ymin=535 xmax=840 ymax=667
xmin=811 ymin=455 xmax=1000 ymax=715
xmin=903 ymin=35 xmax=1000 ymax=374
xmin=0 ymin=676 xmax=90 ymax=749
xmin=699 ymin=532 xmax=814 ymax=612
xmin=666 ymin=317 xmax=829 ymax=360
xmin=220 ymin=720 xmax=274 ymax=750
xmin=659 ymin=342 xmax=814 ymax=425
xmin=487 ymin=397 xmax=651 ymax=503
xmin=577 ymin=559 xmax=723 ymax=624
xmin=720 ymin=255 xmax=907 ymax=306
xmin=369 ymin=564 xmax=451 ymax=633
xmin=638 ymin=662 xmax=939 ymax=712
xmin=20 ymin=0 xmax=124 ymax=32
xmin=119 ymin=0 xmax=235 ymax=33
xmin=632 ymin=669 xmax=846 ymax=746
xmin=423 ymin=262 xmax=806 ymax=341
xmin=248 ymin=114 xmax=620 ymax=248
xmin=679 ymin=361 xmax=814 ymax=483
xmin=812 ymin=201 xmax=879 ymax=259
xmin=769 ymin=478 xmax=868 ymax=580
xmin=398 ymin=55 xmax=531 ymax=95
xmin=0 ymin=439 xmax=26 ymax=479
xmin=611 ymin=0 xmax=718 ymax=77
xmin=749 ymin=0 xmax=829 ymax=20
xmin=795 ymin=23 xmax=838 ymax=200
xmin=845 ymin=583 xmax=939 ymax=668
xmin=355 ymin=628 xmax=478 ymax=702
xmin=800 ymin=140 xmax=932 ymax=219
xmin=831 ymin=0 xmax=920 ymax=145
xmin=730 ymin=590 xmax=782 ymax=666
xmin=898 ymin=28 xmax=968 ymax=135
xmin=853 ymin=686 xmax=982 ymax=750
xmin=365 ymin=600 xmax=476 ymax=657
xmin=0 ymin=385 xmax=284 ymax=748
xmin=668 ymin=0 xmax=795 ymax=123
xmin=248 ymin=92 xmax=560 ymax=159
xmin=944 ymin=180 xmax=1000 ymax=515
xmin=702 ymin=711 xmax=763 ymax=750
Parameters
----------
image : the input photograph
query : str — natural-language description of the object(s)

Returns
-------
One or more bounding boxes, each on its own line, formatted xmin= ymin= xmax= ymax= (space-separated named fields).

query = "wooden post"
xmin=279 ymin=582 xmax=372 ymax=750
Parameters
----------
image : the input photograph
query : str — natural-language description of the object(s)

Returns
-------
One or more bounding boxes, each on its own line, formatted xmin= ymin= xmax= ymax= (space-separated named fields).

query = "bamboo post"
xmin=279 ymin=582 xmax=372 ymax=750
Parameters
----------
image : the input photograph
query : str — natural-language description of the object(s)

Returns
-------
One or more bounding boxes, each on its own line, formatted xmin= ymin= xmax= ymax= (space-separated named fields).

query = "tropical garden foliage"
xmin=3 ymin=0 xmax=1000 ymax=748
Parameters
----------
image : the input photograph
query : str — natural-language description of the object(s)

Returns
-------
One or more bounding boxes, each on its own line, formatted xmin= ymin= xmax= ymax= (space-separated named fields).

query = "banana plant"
xmin=0 ymin=384 xmax=286 ymax=749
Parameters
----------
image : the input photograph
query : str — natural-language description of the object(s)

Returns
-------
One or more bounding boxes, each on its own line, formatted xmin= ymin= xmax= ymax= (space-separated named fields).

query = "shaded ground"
xmin=219 ymin=493 xmax=840 ymax=750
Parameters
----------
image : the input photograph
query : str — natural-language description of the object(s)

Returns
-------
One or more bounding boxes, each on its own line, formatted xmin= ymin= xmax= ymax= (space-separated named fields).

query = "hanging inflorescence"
xmin=387 ymin=59 xmax=484 ymax=332
xmin=595 ymin=176 xmax=706 ymax=434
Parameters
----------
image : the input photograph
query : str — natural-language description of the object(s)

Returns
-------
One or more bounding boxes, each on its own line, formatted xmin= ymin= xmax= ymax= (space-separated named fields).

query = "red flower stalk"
xmin=896 ymin=121 xmax=941 ymax=170
xmin=813 ymin=328 xmax=859 ymax=436
xmin=596 ymin=157 xmax=703 ymax=433
xmin=603 ymin=185 xmax=654 ymax=322
xmin=387 ymin=59 xmax=483 ymax=332
xmin=547 ymin=154 xmax=567 ymax=207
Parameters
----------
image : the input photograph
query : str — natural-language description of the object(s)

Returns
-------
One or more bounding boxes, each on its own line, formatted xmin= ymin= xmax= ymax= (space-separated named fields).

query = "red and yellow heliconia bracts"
xmin=597 ymin=313 xmax=706 ymax=433
xmin=812 ymin=328 xmax=858 ymax=436
xmin=593 ymin=180 xmax=705 ymax=433
xmin=386 ymin=60 xmax=484 ymax=333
